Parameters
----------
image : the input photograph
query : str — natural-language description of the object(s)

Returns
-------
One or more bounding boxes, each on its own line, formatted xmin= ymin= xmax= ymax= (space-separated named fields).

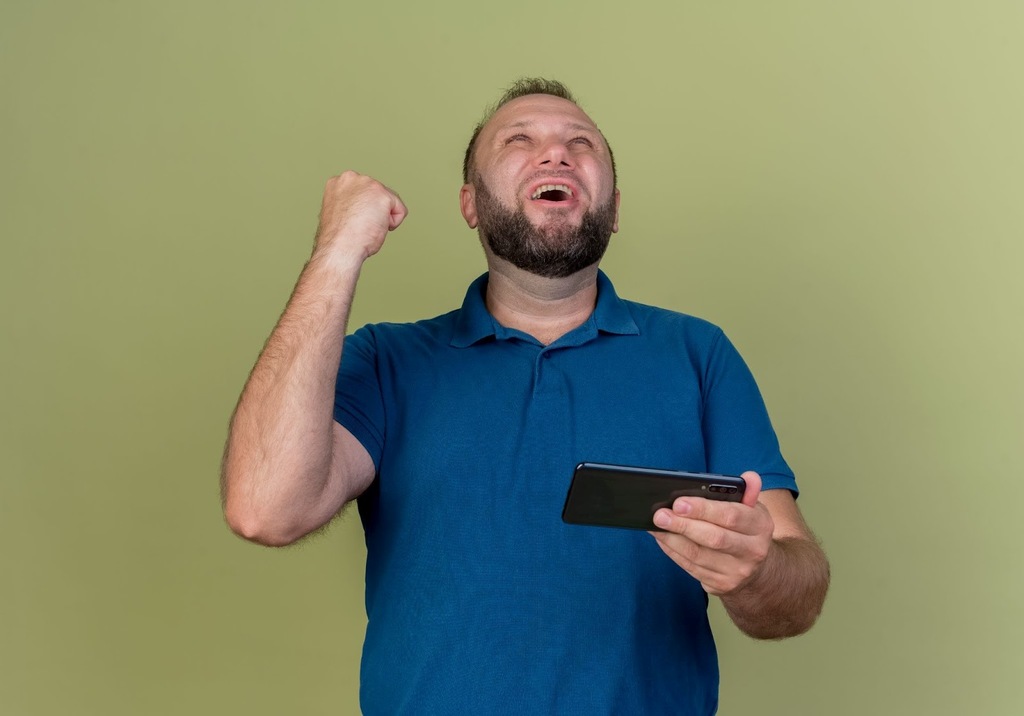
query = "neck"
xmin=484 ymin=257 xmax=599 ymax=345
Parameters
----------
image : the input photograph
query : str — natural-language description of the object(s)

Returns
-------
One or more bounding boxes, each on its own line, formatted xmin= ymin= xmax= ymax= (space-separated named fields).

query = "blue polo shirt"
xmin=334 ymin=270 xmax=796 ymax=715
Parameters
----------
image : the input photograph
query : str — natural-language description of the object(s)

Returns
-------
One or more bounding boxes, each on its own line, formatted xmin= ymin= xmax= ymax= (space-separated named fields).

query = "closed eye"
xmin=505 ymin=134 xmax=531 ymax=144
xmin=569 ymin=136 xmax=595 ymax=147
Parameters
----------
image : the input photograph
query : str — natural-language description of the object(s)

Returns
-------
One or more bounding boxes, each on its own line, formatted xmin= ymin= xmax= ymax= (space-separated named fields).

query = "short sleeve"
xmin=334 ymin=325 xmax=386 ymax=471
xmin=701 ymin=330 xmax=798 ymax=496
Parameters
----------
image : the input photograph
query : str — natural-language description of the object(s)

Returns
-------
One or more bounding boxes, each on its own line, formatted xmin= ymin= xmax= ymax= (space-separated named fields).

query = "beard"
xmin=473 ymin=178 xmax=616 ymax=279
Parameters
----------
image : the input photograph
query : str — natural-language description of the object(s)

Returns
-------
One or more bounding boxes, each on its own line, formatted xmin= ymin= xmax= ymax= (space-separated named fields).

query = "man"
xmin=222 ymin=78 xmax=830 ymax=714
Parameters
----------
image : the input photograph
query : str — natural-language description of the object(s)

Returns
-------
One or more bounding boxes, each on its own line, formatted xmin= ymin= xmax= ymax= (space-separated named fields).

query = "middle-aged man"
xmin=222 ymin=78 xmax=830 ymax=715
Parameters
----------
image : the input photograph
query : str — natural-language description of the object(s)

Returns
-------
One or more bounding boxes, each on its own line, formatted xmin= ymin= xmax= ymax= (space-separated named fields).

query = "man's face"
xmin=460 ymin=95 xmax=620 ymax=278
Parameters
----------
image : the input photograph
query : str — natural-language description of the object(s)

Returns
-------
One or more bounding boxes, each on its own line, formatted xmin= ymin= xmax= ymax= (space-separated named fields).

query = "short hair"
xmin=462 ymin=78 xmax=617 ymax=186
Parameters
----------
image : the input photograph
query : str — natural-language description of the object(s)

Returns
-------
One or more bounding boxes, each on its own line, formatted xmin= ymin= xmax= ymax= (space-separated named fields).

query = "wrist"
xmin=308 ymin=244 xmax=367 ymax=277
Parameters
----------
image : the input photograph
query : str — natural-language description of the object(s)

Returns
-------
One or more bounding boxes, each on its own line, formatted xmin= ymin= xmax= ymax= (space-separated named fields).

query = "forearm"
xmin=720 ymin=535 xmax=830 ymax=639
xmin=222 ymin=250 xmax=362 ymax=544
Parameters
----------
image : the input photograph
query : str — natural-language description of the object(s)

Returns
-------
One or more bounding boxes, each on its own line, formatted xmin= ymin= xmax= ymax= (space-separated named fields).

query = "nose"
xmin=537 ymin=140 xmax=572 ymax=169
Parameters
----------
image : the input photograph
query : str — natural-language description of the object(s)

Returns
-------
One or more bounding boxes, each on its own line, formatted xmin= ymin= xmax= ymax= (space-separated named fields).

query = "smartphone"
xmin=561 ymin=462 xmax=746 ymax=531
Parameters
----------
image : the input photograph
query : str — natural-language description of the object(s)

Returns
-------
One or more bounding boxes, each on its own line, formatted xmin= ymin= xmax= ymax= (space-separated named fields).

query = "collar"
xmin=450 ymin=269 xmax=639 ymax=348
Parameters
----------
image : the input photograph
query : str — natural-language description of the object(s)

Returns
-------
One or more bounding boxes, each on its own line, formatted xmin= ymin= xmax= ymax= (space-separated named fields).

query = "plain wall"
xmin=3 ymin=1 xmax=1022 ymax=714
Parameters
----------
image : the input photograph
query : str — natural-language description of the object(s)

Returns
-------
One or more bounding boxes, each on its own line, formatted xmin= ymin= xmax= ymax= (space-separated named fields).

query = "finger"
xmin=654 ymin=508 xmax=743 ymax=553
xmin=651 ymin=532 xmax=733 ymax=588
xmin=667 ymin=498 xmax=762 ymax=537
xmin=652 ymin=531 xmax=763 ymax=595
xmin=388 ymin=195 xmax=408 ymax=230
xmin=651 ymin=531 xmax=699 ymax=572
xmin=740 ymin=470 xmax=762 ymax=507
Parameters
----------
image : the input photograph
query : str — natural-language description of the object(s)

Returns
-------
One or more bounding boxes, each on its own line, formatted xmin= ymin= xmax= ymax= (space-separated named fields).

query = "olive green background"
xmin=3 ymin=1 xmax=1022 ymax=714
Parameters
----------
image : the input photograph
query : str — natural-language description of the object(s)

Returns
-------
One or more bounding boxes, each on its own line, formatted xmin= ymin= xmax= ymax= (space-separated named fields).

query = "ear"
xmin=460 ymin=184 xmax=478 ymax=229
xmin=612 ymin=188 xmax=621 ymax=233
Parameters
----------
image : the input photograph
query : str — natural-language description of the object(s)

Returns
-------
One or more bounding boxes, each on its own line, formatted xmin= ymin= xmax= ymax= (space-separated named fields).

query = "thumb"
xmin=388 ymin=196 xmax=408 ymax=231
xmin=740 ymin=470 xmax=762 ymax=507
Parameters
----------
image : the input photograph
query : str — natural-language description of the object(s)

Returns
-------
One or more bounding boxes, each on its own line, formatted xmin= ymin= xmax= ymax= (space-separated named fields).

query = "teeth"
xmin=530 ymin=184 xmax=574 ymax=199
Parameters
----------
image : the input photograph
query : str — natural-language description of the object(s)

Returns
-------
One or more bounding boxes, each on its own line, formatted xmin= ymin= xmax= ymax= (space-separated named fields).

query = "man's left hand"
xmin=651 ymin=471 xmax=774 ymax=596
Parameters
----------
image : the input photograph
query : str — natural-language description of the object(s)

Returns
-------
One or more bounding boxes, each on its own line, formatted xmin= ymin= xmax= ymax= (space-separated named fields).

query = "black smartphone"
xmin=561 ymin=462 xmax=746 ymax=531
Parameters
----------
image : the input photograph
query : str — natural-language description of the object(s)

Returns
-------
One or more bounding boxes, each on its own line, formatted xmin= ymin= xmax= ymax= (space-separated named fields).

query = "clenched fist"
xmin=314 ymin=171 xmax=408 ymax=264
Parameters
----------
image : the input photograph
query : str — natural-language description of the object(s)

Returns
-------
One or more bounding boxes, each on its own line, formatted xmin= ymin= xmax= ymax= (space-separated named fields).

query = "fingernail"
xmin=674 ymin=500 xmax=691 ymax=515
xmin=653 ymin=510 xmax=671 ymax=528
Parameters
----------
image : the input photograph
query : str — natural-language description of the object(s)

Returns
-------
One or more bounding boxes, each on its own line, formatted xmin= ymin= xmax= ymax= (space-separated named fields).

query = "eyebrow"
xmin=498 ymin=120 xmax=598 ymax=133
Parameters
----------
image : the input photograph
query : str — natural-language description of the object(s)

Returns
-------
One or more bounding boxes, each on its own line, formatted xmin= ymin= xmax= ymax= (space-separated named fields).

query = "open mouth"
xmin=530 ymin=184 xmax=574 ymax=202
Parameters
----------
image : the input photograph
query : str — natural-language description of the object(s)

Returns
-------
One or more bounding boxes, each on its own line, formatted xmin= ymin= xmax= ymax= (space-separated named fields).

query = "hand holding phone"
xmin=562 ymin=462 xmax=747 ymax=531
